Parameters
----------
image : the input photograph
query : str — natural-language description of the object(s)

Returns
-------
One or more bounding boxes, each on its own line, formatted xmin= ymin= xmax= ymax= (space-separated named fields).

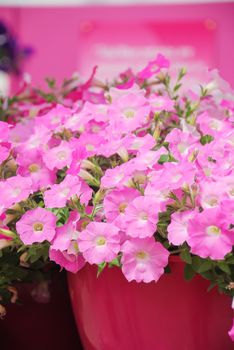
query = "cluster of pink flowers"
xmin=0 ymin=54 xmax=234 ymax=338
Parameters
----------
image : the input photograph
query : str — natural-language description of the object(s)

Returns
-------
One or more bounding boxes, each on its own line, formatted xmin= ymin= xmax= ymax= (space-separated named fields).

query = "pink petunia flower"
xmin=149 ymin=95 xmax=174 ymax=112
xmin=123 ymin=196 xmax=160 ymax=238
xmin=16 ymin=207 xmax=57 ymax=245
xmin=108 ymin=93 xmax=150 ymax=134
xmin=121 ymin=237 xmax=169 ymax=283
xmin=37 ymin=104 xmax=72 ymax=131
xmin=44 ymin=175 xmax=92 ymax=208
xmin=43 ymin=141 xmax=73 ymax=170
xmin=137 ymin=54 xmax=170 ymax=80
xmin=198 ymin=180 xmax=229 ymax=209
xmin=150 ymin=160 xmax=196 ymax=191
xmin=51 ymin=211 xmax=80 ymax=251
xmin=17 ymin=150 xmax=56 ymax=191
xmin=165 ymin=128 xmax=199 ymax=159
xmin=18 ymin=124 xmax=51 ymax=152
xmin=0 ymin=175 xmax=33 ymax=208
xmin=67 ymin=146 xmax=88 ymax=175
xmin=101 ymin=162 xmax=133 ymax=188
xmin=49 ymin=244 xmax=85 ymax=273
xmin=76 ymin=133 xmax=107 ymax=157
xmin=187 ymin=208 xmax=234 ymax=260
xmin=104 ymin=187 xmax=140 ymax=229
xmin=168 ymin=210 xmax=195 ymax=246
xmin=78 ymin=222 xmax=120 ymax=264
xmin=197 ymin=111 xmax=230 ymax=138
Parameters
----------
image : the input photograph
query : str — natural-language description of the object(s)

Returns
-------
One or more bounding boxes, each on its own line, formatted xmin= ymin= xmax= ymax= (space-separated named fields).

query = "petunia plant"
xmin=0 ymin=54 xmax=234 ymax=340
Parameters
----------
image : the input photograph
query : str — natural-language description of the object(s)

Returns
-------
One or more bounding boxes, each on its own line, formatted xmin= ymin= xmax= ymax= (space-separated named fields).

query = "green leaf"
xmin=191 ymin=256 xmax=202 ymax=272
xmin=200 ymin=134 xmax=214 ymax=145
xmin=158 ymin=154 xmax=177 ymax=165
xmin=97 ymin=262 xmax=107 ymax=277
xmin=192 ymin=256 xmax=212 ymax=273
xmin=173 ymin=83 xmax=182 ymax=93
xmin=226 ymin=255 xmax=234 ymax=264
xmin=158 ymin=154 xmax=169 ymax=164
xmin=217 ymin=262 xmax=231 ymax=275
xmin=184 ymin=264 xmax=196 ymax=281
xmin=197 ymin=260 xmax=213 ymax=273
xmin=108 ymin=257 xmax=121 ymax=268
xmin=180 ymin=250 xmax=192 ymax=264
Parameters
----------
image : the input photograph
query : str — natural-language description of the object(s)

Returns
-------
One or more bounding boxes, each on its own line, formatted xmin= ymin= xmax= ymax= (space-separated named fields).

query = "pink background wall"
xmin=0 ymin=3 xmax=234 ymax=88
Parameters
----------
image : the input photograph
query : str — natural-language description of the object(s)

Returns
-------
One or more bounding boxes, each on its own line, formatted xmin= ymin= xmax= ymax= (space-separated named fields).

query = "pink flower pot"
xmin=68 ymin=258 xmax=233 ymax=350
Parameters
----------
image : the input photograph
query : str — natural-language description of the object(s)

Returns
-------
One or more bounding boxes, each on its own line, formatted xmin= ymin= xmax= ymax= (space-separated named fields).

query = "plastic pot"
xmin=68 ymin=257 xmax=233 ymax=350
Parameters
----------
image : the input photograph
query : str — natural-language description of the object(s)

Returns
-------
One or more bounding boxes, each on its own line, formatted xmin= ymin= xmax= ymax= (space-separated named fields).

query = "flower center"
xmin=12 ymin=187 xmax=21 ymax=196
xmin=96 ymin=236 xmax=106 ymax=246
xmin=138 ymin=211 xmax=148 ymax=221
xmin=203 ymin=167 xmax=212 ymax=177
xmin=57 ymin=151 xmax=67 ymax=160
xmin=60 ymin=187 xmax=70 ymax=197
xmin=28 ymin=163 xmax=40 ymax=173
xmin=172 ymin=173 xmax=182 ymax=183
xmin=206 ymin=225 xmax=221 ymax=236
xmin=51 ymin=115 xmax=60 ymax=124
xmin=33 ymin=222 xmax=44 ymax=232
xmin=152 ymin=99 xmax=163 ymax=108
xmin=123 ymin=108 xmax=135 ymax=119
xmin=86 ymin=144 xmax=95 ymax=151
xmin=177 ymin=142 xmax=187 ymax=153
xmin=136 ymin=251 xmax=149 ymax=260
xmin=119 ymin=202 xmax=128 ymax=213
xmin=92 ymin=126 xmax=101 ymax=133
xmin=229 ymin=188 xmax=234 ymax=196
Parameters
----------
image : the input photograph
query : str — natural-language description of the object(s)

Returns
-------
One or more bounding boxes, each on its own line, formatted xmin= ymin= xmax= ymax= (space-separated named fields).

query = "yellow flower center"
xmin=206 ymin=225 xmax=221 ymax=236
xmin=119 ymin=202 xmax=128 ymax=213
xmin=123 ymin=108 xmax=135 ymax=119
xmin=57 ymin=151 xmax=67 ymax=160
xmin=28 ymin=163 xmax=40 ymax=173
xmin=96 ymin=236 xmax=106 ymax=246
xmin=207 ymin=197 xmax=218 ymax=206
xmin=33 ymin=222 xmax=44 ymax=232
xmin=138 ymin=212 xmax=148 ymax=221
xmin=177 ymin=142 xmax=187 ymax=153
xmin=86 ymin=144 xmax=95 ymax=151
xmin=136 ymin=251 xmax=149 ymax=260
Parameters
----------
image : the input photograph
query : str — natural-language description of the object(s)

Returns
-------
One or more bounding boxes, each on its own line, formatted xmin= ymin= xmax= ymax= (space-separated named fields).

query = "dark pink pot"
xmin=68 ymin=258 xmax=233 ymax=350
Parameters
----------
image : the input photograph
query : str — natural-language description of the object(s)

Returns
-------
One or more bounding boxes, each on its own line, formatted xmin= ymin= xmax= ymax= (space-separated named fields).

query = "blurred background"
xmin=0 ymin=0 xmax=234 ymax=95
xmin=0 ymin=1 xmax=234 ymax=349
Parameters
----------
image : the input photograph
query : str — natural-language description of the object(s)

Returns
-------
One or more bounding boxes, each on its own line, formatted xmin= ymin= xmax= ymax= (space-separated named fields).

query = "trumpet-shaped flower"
xmin=78 ymin=222 xmax=120 ymax=264
xmin=137 ymin=54 xmax=170 ymax=80
xmin=17 ymin=150 xmax=56 ymax=191
xmin=16 ymin=207 xmax=57 ymax=245
xmin=43 ymin=141 xmax=73 ymax=170
xmin=0 ymin=175 xmax=33 ymax=208
xmin=168 ymin=210 xmax=195 ymax=245
xmin=187 ymin=208 xmax=234 ymax=260
xmin=121 ymin=237 xmax=169 ymax=283
xmin=124 ymin=196 xmax=160 ymax=238
xmin=44 ymin=175 xmax=92 ymax=208
xmin=49 ymin=244 xmax=85 ymax=273
xmin=104 ymin=187 xmax=140 ymax=229
xmin=149 ymin=95 xmax=174 ymax=112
